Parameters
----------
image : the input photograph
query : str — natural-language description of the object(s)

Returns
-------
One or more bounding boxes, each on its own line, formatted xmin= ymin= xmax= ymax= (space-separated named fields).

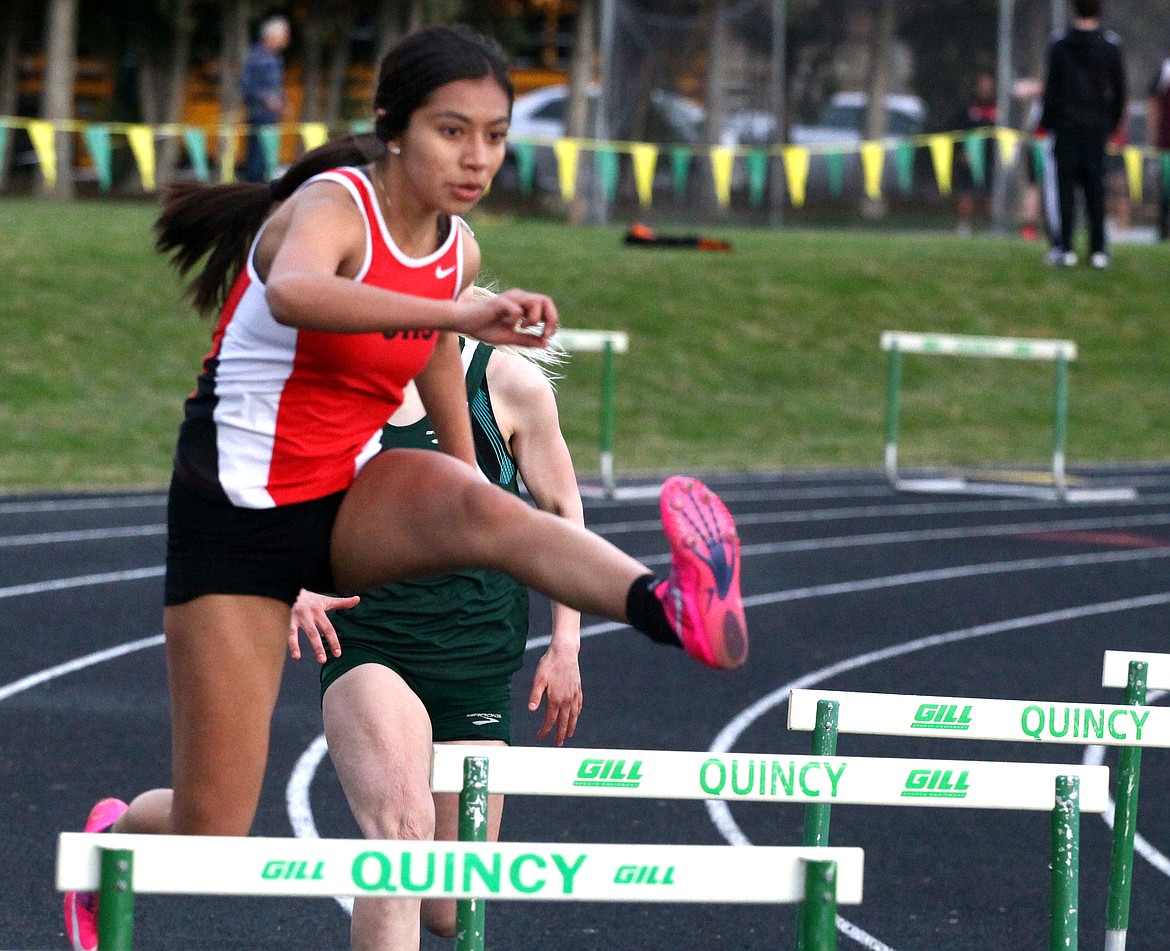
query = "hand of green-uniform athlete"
xmin=288 ymin=588 xmax=361 ymax=664
xmin=528 ymin=641 xmax=583 ymax=747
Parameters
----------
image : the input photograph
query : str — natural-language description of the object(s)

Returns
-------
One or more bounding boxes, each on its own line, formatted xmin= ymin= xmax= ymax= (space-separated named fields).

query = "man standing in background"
xmin=1040 ymin=0 xmax=1127 ymax=268
xmin=1149 ymin=55 xmax=1170 ymax=241
xmin=239 ymin=15 xmax=291 ymax=183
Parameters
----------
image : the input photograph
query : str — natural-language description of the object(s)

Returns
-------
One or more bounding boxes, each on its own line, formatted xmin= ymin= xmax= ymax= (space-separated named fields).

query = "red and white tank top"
xmin=173 ymin=166 xmax=466 ymax=508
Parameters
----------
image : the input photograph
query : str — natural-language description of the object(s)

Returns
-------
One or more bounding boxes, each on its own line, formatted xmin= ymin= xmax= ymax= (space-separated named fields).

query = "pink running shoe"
xmin=64 ymin=798 xmax=128 ymax=951
xmin=656 ymin=476 xmax=748 ymax=669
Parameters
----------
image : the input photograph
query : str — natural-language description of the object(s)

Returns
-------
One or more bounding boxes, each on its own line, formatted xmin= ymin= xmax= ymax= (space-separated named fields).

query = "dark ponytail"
xmin=155 ymin=133 xmax=385 ymax=316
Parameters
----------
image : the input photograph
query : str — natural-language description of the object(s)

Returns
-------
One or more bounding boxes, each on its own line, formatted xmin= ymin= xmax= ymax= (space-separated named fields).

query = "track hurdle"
xmin=788 ymin=689 xmax=1115 ymax=950
xmin=56 ymin=832 xmax=863 ymax=951
xmin=1099 ymin=650 xmax=1170 ymax=951
xmin=880 ymin=330 xmax=1135 ymax=503
xmin=552 ymin=327 xmax=629 ymax=497
xmin=431 ymin=744 xmax=1107 ymax=950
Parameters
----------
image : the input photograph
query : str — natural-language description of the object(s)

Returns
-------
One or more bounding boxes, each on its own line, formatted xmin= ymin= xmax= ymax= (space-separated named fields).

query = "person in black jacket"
xmin=1040 ymin=0 xmax=1127 ymax=268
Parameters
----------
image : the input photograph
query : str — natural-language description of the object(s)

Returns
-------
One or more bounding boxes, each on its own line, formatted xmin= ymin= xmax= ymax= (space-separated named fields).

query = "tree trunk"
xmin=158 ymin=0 xmax=195 ymax=185
xmin=41 ymin=0 xmax=78 ymax=198
xmin=220 ymin=0 xmax=249 ymax=121
xmin=407 ymin=0 xmax=427 ymax=33
xmin=373 ymin=0 xmax=406 ymax=63
xmin=0 ymin=0 xmax=21 ymax=189
xmin=324 ymin=13 xmax=353 ymax=125
xmin=302 ymin=0 xmax=326 ymax=123
xmin=565 ymin=0 xmax=596 ymax=225
xmin=703 ymin=0 xmax=729 ymax=217
xmin=566 ymin=0 xmax=594 ymax=139
xmin=860 ymin=0 xmax=896 ymax=218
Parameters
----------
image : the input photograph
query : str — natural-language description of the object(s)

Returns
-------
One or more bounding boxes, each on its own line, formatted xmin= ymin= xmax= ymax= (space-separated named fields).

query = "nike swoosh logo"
xmin=435 ymin=263 xmax=457 ymax=279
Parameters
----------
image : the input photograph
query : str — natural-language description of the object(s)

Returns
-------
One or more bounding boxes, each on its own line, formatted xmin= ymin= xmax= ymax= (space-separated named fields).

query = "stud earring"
xmin=389 ymin=145 xmax=401 ymax=155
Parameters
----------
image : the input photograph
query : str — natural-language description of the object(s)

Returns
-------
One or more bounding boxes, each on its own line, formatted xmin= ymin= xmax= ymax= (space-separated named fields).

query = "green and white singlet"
xmin=320 ymin=341 xmax=528 ymax=694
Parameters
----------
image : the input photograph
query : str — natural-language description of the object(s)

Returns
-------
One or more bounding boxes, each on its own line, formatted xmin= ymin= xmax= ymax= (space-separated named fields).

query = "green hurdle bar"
xmin=553 ymin=327 xmax=629 ymax=498
xmin=57 ymin=833 xmax=863 ymax=951
xmin=789 ymin=693 xmax=1111 ymax=951
xmin=1100 ymin=650 xmax=1170 ymax=951
xmin=432 ymin=743 xmax=1107 ymax=951
xmin=880 ymin=330 xmax=1134 ymax=503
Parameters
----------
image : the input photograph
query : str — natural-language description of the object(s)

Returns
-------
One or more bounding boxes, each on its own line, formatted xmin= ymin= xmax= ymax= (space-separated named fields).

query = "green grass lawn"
xmin=1 ymin=196 xmax=1167 ymax=493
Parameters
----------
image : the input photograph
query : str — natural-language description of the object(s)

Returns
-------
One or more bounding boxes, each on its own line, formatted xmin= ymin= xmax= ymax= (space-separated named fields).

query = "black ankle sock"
xmin=625 ymin=573 xmax=682 ymax=647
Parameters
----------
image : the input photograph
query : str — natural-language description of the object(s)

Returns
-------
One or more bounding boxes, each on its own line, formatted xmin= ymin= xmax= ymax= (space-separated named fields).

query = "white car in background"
xmin=499 ymin=83 xmax=705 ymax=195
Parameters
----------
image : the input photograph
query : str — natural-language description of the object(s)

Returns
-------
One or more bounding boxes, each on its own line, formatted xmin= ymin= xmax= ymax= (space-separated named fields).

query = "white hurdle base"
xmin=893 ymin=476 xmax=1137 ymax=503
xmin=57 ymin=833 xmax=864 ymax=904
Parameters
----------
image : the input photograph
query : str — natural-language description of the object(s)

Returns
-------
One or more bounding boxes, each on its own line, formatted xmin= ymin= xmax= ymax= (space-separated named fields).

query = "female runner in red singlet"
xmin=65 ymin=25 xmax=747 ymax=951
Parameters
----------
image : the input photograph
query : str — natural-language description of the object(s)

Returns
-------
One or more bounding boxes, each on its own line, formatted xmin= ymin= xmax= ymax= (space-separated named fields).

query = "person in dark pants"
xmin=1040 ymin=0 xmax=1127 ymax=268
xmin=951 ymin=72 xmax=998 ymax=236
xmin=1149 ymin=56 xmax=1170 ymax=241
xmin=238 ymin=15 xmax=290 ymax=183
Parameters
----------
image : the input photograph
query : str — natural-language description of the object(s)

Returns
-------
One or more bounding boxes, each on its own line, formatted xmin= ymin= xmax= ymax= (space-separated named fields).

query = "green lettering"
xmin=1084 ymin=708 xmax=1105 ymax=740
xmin=772 ymin=760 xmax=795 ymax=796
xmin=551 ymin=853 xmax=586 ymax=895
xmin=352 ymin=852 xmax=396 ymax=893
xmin=1021 ymin=706 xmax=1045 ymax=739
xmin=798 ymin=761 xmax=821 ymax=797
xmin=463 ymin=854 xmax=501 ymax=894
xmin=1108 ymin=708 xmax=1129 ymax=740
xmin=699 ymin=759 xmax=726 ymax=796
xmin=400 ymin=852 xmax=435 ymax=893
xmin=730 ymin=760 xmax=755 ymax=796
xmin=824 ymin=761 xmax=846 ymax=797
xmin=1132 ymin=708 xmax=1150 ymax=741
xmin=509 ymin=854 xmax=546 ymax=894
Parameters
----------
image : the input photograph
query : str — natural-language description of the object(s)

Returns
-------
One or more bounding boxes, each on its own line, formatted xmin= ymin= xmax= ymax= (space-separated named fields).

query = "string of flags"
xmin=2 ymin=114 xmax=1168 ymax=210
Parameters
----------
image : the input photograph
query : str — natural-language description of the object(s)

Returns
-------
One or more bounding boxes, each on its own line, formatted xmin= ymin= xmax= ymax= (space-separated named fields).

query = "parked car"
xmin=788 ymin=92 xmax=928 ymax=198
xmin=498 ymin=83 xmax=705 ymax=196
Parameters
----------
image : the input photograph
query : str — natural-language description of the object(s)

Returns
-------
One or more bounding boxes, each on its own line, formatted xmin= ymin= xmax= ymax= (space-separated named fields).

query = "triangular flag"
xmin=596 ymin=147 xmax=619 ymax=203
xmin=219 ymin=127 xmax=238 ymax=183
xmin=0 ymin=125 xmax=8 ymax=176
xmin=996 ymin=128 xmax=1020 ymax=167
xmin=513 ymin=141 xmax=536 ymax=196
xmin=83 ymin=124 xmax=113 ymax=193
xmin=127 ymin=125 xmax=156 ymax=191
xmin=894 ymin=142 xmax=914 ymax=195
xmin=631 ymin=143 xmax=658 ymax=207
xmin=553 ymin=139 xmax=580 ymax=203
xmin=782 ymin=145 xmax=809 ymax=208
xmin=929 ymin=135 xmax=954 ymax=195
xmin=670 ymin=147 xmax=691 ymax=201
xmin=826 ymin=151 xmax=843 ymax=197
xmin=27 ymin=119 xmax=57 ymax=188
xmin=258 ymin=125 xmax=280 ymax=180
xmin=300 ymin=122 xmax=328 ymax=153
xmin=183 ymin=128 xmax=210 ymax=182
xmin=963 ymin=133 xmax=986 ymax=189
xmin=1123 ymin=146 xmax=1143 ymax=204
xmin=1162 ymin=154 xmax=1170 ymax=192
xmin=709 ymin=145 xmax=733 ymax=208
xmin=746 ymin=150 xmax=768 ymax=208
xmin=859 ymin=141 xmax=884 ymax=200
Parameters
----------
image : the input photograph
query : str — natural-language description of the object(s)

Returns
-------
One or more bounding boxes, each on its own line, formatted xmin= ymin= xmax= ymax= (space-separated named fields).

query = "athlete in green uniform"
xmin=290 ymin=312 xmax=583 ymax=949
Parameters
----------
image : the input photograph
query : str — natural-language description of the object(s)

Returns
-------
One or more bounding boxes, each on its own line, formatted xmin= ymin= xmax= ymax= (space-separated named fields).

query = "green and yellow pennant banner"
xmin=2 ymin=115 xmax=1167 ymax=210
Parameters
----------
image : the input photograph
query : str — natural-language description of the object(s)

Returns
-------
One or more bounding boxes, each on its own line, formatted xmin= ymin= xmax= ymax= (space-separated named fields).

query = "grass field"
xmin=1 ymin=195 xmax=1167 ymax=493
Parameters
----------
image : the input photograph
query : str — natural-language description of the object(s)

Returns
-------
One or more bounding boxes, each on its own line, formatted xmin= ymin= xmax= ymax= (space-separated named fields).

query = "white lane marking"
xmin=0 ymin=634 xmax=164 ymax=703
xmin=0 ymin=495 xmax=165 ymax=515
xmin=0 ymin=567 xmax=165 ymax=600
xmin=0 ymin=525 xmax=166 ymax=548
xmin=704 ymin=592 xmax=1170 ymax=949
xmin=590 ymin=502 xmax=1170 ymax=537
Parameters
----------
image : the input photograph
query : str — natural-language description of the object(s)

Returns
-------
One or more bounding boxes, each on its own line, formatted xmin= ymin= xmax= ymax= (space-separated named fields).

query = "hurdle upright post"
xmin=97 ymin=846 xmax=135 ymax=951
xmin=796 ymin=699 xmax=839 ymax=951
xmin=883 ymin=340 xmax=903 ymax=488
xmin=1105 ymin=660 xmax=1148 ymax=951
xmin=1050 ymin=775 xmax=1081 ymax=951
xmin=800 ymin=859 xmax=839 ymax=951
xmin=455 ymin=756 xmax=489 ymax=951
xmin=600 ymin=338 xmax=617 ymax=498
xmin=1052 ymin=352 xmax=1070 ymax=501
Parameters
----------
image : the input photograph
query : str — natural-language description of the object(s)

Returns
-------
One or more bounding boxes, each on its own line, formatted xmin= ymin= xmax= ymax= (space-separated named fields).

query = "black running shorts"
xmin=164 ymin=474 xmax=344 ymax=607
